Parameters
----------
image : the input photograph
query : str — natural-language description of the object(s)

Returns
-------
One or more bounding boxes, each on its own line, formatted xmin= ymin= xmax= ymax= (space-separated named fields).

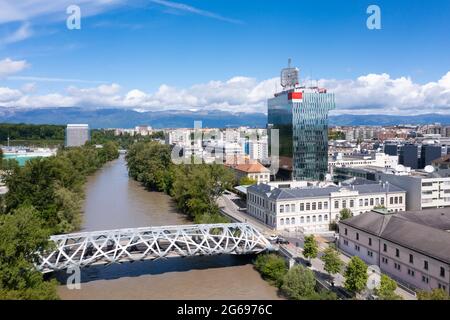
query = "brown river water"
xmin=57 ymin=155 xmax=281 ymax=300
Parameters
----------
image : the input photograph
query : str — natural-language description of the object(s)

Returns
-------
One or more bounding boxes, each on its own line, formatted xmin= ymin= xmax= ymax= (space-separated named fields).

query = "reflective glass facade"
xmin=268 ymin=90 xmax=335 ymax=181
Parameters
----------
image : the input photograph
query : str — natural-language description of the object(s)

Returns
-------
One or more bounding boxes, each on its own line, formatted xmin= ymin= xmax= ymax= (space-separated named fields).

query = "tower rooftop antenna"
xmin=280 ymin=58 xmax=299 ymax=89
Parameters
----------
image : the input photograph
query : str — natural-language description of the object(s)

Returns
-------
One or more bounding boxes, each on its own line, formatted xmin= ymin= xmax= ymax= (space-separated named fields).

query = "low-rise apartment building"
xmin=230 ymin=162 xmax=271 ymax=184
xmin=338 ymin=209 xmax=450 ymax=294
xmin=246 ymin=183 xmax=406 ymax=233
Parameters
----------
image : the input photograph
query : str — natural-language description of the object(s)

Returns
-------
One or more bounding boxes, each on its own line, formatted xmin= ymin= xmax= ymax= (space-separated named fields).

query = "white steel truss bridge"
xmin=38 ymin=223 xmax=274 ymax=273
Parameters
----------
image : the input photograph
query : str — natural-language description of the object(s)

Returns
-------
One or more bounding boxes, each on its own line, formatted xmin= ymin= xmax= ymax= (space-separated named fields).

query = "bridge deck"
xmin=38 ymin=223 xmax=274 ymax=273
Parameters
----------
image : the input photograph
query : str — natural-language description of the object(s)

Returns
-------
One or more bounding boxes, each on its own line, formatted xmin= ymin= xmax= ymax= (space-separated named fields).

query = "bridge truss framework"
xmin=38 ymin=223 xmax=274 ymax=273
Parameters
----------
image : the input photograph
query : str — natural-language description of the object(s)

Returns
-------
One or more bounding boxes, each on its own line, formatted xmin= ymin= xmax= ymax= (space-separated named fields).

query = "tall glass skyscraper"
xmin=268 ymin=63 xmax=335 ymax=181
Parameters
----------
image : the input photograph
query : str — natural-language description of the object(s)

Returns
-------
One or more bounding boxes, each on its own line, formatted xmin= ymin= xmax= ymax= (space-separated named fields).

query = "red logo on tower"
xmin=288 ymin=92 xmax=303 ymax=101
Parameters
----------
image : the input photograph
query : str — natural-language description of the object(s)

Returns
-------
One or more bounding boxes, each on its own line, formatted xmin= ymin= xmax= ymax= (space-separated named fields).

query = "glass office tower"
xmin=268 ymin=88 xmax=335 ymax=181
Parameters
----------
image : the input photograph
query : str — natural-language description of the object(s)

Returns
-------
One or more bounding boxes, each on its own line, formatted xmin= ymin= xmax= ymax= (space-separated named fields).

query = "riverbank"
xmin=57 ymin=155 xmax=282 ymax=300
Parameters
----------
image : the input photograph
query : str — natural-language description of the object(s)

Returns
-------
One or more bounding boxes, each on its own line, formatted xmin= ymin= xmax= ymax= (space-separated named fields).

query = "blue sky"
xmin=0 ymin=0 xmax=449 ymax=114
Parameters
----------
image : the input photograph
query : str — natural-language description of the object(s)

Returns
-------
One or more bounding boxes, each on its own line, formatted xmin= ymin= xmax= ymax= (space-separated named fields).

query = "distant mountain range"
xmin=1 ymin=107 xmax=450 ymax=128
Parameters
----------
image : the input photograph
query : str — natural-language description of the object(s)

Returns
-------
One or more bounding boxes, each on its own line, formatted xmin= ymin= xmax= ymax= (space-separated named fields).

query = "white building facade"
xmin=65 ymin=124 xmax=90 ymax=147
xmin=246 ymin=183 xmax=406 ymax=233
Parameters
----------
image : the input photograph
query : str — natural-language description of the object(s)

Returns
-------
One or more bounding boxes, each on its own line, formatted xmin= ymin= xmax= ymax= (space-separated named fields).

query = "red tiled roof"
xmin=233 ymin=162 xmax=270 ymax=173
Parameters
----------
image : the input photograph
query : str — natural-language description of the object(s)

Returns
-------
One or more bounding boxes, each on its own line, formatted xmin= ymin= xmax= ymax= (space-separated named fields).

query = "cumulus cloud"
xmin=1 ymin=72 xmax=450 ymax=115
xmin=320 ymin=72 xmax=450 ymax=114
xmin=0 ymin=87 xmax=22 ymax=102
xmin=0 ymin=57 xmax=29 ymax=78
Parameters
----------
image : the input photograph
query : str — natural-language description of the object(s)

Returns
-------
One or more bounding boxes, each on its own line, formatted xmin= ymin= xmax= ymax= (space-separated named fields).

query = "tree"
xmin=254 ymin=254 xmax=287 ymax=286
xmin=417 ymin=288 xmax=450 ymax=300
xmin=321 ymin=247 xmax=343 ymax=284
xmin=374 ymin=205 xmax=386 ymax=210
xmin=375 ymin=274 xmax=402 ymax=300
xmin=344 ymin=256 xmax=368 ymax=294
xmin=280 ymin=265 xmax=316 ymax=300
xmin=0 ymin=206 xmax=58 ymax=300
xmin=303 ymin=235 xmax=319 ymax=262
xmin=339 ymin=208 xmax=353 ymax=220
xmin=239 ymin=176 xmax=257 ymax=186
xmin=308 ymin=289 xmax=338 ymax=300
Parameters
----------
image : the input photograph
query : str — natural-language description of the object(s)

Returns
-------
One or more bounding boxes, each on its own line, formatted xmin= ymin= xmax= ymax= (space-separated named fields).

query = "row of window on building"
xmin=279 ymin=214 xmax=329 ymax=226
xmin=344 ymin=241 xmax=447 ymax=291
xmin=276 ymin=196 xmax=403 ymax=214
xmin=343 ymin=231 xmax=447 ymax=280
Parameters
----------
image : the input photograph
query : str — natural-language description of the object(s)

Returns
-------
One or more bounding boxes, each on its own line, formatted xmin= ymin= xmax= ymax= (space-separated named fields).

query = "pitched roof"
xmin=233 ymin=162 xmax=270 ymax=173
xmin=341 ymin=209 xmax=450 ymax=264
xmin=249 ymin=183 xmax=405 ymax=201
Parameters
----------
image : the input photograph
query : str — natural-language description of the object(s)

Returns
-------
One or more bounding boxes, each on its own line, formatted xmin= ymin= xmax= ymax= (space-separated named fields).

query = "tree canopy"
xmin=321 ymin=247 xmax=343 ymax=277
xmin=0 ymin=206 xmax=58 ymax=300
xmin=303 ymin=235 xmax=319 ymax=261
xmin=2 ymin=144 xmax=119 ymax=233
xmin=126 ymin=141 xmax=235 ymax=223
xmin=344 ymin=256 xmax=368 ymax=294
xmin=339 ymin=208 xmax=353 ymax=220
xmin=375 ymin=274 xmax=402 ymax=300
xmin=254 ymin=253 xmax=287 ymax=287
xmin=281 ymin=265 xmax=317 ymax=300
xmin=417 ymin=288 xmax=450 ymax=300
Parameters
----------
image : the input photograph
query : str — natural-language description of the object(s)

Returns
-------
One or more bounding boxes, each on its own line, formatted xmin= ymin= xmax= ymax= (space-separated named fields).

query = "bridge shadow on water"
xmin=54 ymin=254 xmax=258 ymax=284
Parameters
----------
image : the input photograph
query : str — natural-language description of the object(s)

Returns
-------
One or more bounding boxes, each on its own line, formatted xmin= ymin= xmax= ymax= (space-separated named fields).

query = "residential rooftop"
xmin=231 ymin=162 xmax=270 ymax=173
xmin=248 ymin=182 xmax=405 ymax=201
xmin=340 ymin=208 xmax=450 ymax=264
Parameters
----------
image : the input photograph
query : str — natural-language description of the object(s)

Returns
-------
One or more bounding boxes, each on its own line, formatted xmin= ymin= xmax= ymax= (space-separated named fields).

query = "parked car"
xmin=267 ymin=234 xmax=278 ymax=242
xmin=276 ymin=237 xmax=289 ymax=245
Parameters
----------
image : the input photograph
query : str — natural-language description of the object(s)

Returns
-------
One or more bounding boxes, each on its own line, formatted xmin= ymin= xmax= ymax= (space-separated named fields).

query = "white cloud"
xmin=0 ymin=87 xmax=22 ymax=102
xmin=9 ymin=75 xmax=107 ymax=84
xmin=320 ymin=71 xmax=450 ymax=114
xmin=0 ymin=22 xmax=33 ymax=44
xmin=2 ymin=72 xmax=450 ymax=115
xmin=0 ymin=0 xmax=122 ymax=25
xmin=0 ymin=57 xmax=29 ymax=78
xmin=149 ymin=0 xmax=242 ymax=24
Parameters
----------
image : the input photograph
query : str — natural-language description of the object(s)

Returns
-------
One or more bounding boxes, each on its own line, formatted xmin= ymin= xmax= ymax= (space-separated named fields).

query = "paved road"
xmin=218 ymin=193 xmax=274 ymax=235
xmin=218 ymin=190 xmax=417 ymax=300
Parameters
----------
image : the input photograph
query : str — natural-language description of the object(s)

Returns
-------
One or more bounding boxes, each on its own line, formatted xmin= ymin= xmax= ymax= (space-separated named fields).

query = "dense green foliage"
xmin=375 ymin=274 xmax=402 ymax=300
xmin=321 ymin=247 xmax=344 ymax=279
xmin=90 ymin=129 xmax=164 ymax=150
xmin=254 ymin=253 xmax=288 ymax=286
xmin=254 ymin=254 xmax=337 ymax=300
xmin=238 ymin=176 xmax=257 ymax=186
xmin=0 ymin=123 xmax=65 ymax=146
xmin=339 ymin=208 xmax=353 ymax=220
xmin=281 ymin=265 xmax=316 ymax=299
xmin=0 ymin=139 xmax=119 ymax=299
xmin=344 ymin=256 xmax=368 ymax=294
xmin=126 ymin=141 xmax=235 ymax=223
xmin=303 ymin=235 xmax=319 ymax=261
xmin=2 ymin=143 xmax=119 ymax=233
xmin=0 ymin=206 xmax=59 ymax=300
xmin=417 ymin=288 xmax=450 ymax=300
xmin=328 ymin=130 xmax=345 ymax=141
